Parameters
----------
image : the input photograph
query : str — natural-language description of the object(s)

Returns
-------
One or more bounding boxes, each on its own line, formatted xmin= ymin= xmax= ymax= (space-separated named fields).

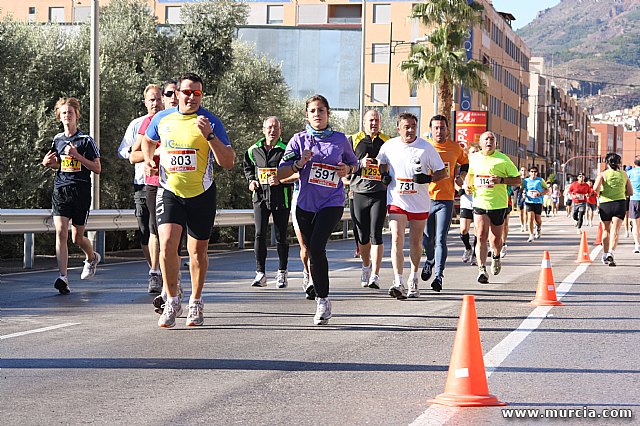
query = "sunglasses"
xmin=180 ymin=89 xmax=203 ymax=97
xmin=163 ymin=90 xmax=176 ymax=97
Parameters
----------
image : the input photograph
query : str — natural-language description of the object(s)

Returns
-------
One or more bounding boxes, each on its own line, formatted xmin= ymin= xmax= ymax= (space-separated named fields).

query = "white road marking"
xmin=410 ymin=246 xmax=602 ymax=425
xmin=0 ymin=323 xmax=81 ymax=340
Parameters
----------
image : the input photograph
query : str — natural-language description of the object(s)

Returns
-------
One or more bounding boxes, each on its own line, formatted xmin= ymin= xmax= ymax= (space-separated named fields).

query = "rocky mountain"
xmin=516 ymin=0 xmax=640 ymax=113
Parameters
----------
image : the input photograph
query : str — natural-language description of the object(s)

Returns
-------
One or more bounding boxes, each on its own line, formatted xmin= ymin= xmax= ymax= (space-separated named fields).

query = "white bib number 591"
xmin=308 ymin=162 xmax=340 ymax=188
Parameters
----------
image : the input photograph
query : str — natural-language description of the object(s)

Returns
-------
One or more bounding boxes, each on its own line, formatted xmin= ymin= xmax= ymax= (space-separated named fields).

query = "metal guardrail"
xmin=0 ymin=208 xmax=352 ymax=269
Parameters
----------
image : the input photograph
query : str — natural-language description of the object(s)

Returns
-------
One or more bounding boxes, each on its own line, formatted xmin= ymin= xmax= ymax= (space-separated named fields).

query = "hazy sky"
xmin=490 ymin=0 xmax=561 ymax=30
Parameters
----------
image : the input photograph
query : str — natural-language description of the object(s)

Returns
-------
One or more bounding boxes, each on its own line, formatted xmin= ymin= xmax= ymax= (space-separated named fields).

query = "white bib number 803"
xmin=166 ymin=149 xmax=197 ymax=172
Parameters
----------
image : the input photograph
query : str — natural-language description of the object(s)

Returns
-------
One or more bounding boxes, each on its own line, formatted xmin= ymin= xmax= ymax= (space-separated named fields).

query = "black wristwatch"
xmin=206 ymin=132 xmax=215 ymax=141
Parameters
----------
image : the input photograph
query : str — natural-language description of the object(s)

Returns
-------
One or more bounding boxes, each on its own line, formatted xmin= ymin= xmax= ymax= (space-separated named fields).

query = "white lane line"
xmin=0 ymin=323 xmax=81 ymax=340
xmin=410 ymin=246 xmax=601 ymax=425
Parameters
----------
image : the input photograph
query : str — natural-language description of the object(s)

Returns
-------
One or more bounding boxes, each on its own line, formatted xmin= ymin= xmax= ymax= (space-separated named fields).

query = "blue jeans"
xmin=422 ymin=200 xmax=454 ymax=278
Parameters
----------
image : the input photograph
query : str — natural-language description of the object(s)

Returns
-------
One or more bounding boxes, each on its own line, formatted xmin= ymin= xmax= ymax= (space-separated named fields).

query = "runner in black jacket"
xmin=243 ymin=116 xmax=295 ymax=288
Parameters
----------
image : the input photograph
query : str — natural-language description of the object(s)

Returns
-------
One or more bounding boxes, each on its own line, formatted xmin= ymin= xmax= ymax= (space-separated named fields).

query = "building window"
xmin=267 ymin=5 xmax=283 ymax=24
xmin=328 ymin=5 xmax=361 ymax=24
xmin=298 ymin=4 xmax=327 ymax=24
xmin=371 ymin=83 xmax=389 ymax=104
xmin=371 ymin=43 xmax=390 ymax=64
xmin=28 ymin=7 xmax=36 ymax=14
xmin=373 ymin=4 xmax=391 ymax=24
xmin=409 ymin=83 xmax=417 ymax=98
xmin=166 ymin=6 xmax=182 ymax=24
xmin=48 ymin=7 xmax=64 ymax=23
xmin=73 ymin=6 xmax=91 ymax=23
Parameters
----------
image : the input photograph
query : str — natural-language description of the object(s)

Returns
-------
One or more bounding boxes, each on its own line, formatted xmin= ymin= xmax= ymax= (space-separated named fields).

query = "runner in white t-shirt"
xmin=377 ymin=112 xmax=446 ymax=299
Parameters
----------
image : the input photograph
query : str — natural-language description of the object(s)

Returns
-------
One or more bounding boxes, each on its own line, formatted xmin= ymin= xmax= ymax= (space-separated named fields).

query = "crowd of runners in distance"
xmin=41 ymin=76 xmax=640 ymax=326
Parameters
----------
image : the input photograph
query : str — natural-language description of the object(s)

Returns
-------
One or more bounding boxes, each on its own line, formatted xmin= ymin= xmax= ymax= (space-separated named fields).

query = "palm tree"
xmin=400 ymin=0 xmax=490 ymax=116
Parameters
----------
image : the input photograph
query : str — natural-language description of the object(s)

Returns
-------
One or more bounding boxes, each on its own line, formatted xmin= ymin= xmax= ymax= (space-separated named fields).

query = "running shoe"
xmin=304 ymin=278 xmax=316 ymax=300
xmin=407 ymin=277 xmax=420 ymax=298
xmin=576 ymin=227 xmax=582 ymax=235
xmin=158 ymin=299 xmax=183 ymax=328
xmin=470 ymin=254 xmax=477 ymax=266
xmin=601 ymin=254 xmax=609 ymax=265
xmin=462 ymin=248 xmax=473 ymax=263
xmin=634 ymin=245 xmax=640 ymax=254
xmin=155 ymin=282 xmax=185 ymax=314
xmin=527 ymin=234 xmax=534 ymax=243
xmin=535 ymin=227 xmax=541 ymax=239
xmin=368 ymin=274 xmax=380 ymax=289
xmin=420 ymin=259 xmax=435 ymax=281
xmin=500 ymin=244 xmax=507 ymax=259
xmin=54 ymin=275 xmax=70 ymax=295
xmin=80 ymin=252 xmax=101 ymax=280
xmin=360 ymin=265 xmax=372 ymax=288
xmin=491 ymin=256 xmax=502 ymax=275
xmin=431 ymin=276 xmax=443 ymax=293
xmin=251 ymin=272 xmax=267 ymax=287
xmin=477 ymin=266 xmax=489 ymax=284
xmin=276 ymin=270 xmax=288 ymax=289
xmin=147 ymin=273 xmax=162 ymax=294
xmin=314 ymin=298 xmax=332 ymax=325
xmin=520 ymin=224 xmax=526 ymax=233
xmin=186 ymin=300 xmax=204 ymax=326
xmin=388 ymin=281 xmax=408 ymax=300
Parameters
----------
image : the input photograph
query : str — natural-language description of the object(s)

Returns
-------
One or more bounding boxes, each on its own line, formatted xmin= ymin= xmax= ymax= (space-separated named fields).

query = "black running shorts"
xmin=599 ymin=199 xmax=626 ymax=222
xmin=52 ymin=184 xmax=91 ymax=226
xmin=156 ymin=183 xmax=217 ymax=241
xmin=473 ymin=207 xmax=508 ymax=227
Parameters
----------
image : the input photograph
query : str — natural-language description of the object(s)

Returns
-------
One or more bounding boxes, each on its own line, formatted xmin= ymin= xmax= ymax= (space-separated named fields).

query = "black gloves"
xmin=412 ymin=173 xmax=432 ymax=184
xmin=381 ymin=172 xmax=392 ymax=186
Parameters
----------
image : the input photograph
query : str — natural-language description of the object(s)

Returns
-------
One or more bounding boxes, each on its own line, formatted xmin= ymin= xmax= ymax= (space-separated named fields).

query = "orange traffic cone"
xmin=531 ymin=251 xmax=564 ymax=306
xmin=594 ymin=222 xmax=603 ymax=246
xmin=575 ymin=231 xmax=592 ymax=263
xmin=429 ymin=295 xmax=506 ymax=407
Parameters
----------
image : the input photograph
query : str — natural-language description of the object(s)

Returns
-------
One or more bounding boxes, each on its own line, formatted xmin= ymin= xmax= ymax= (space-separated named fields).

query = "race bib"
xmin=474 ymin=175 xmax=493 ymax=189
xmin=308 ymin=162 xmax=340 ymax=188
xmin=444 ymin=161 xmax=451 ymax=178
xmin=258 ymin=167 xmax=277 ymax=185
xmin=527 ymin=190 xmax=540 ymax=198
xmin=166 ymin=149 xmax=196 ymax=172
xmin=574 ymin=193 xmax=585 ymax=200
xmin=361 ymin=164 xmax=381 ymax=181
xmin=396 ymin=177 xmax=417 ymax=195
xmin=60 ymin=155 xmax=81 ymax=173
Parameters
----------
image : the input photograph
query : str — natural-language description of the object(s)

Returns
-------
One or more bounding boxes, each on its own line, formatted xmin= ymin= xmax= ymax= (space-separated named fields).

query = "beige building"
xmin=2 ymin=0 xmax=531 ymax=161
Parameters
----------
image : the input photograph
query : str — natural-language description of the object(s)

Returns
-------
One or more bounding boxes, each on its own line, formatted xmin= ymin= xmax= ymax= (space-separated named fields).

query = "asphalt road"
xmin=1 ymin=213 xmax=639 ymax=425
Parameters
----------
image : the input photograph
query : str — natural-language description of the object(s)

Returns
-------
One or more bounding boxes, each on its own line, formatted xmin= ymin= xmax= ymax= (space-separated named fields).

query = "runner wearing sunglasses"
xmin=143 ymin=72 xmax=235 ymax=328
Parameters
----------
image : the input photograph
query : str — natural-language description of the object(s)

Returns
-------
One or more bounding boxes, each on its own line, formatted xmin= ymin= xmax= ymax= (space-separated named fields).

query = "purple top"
xmin=280 ymin=130 xmax=357 ymax=212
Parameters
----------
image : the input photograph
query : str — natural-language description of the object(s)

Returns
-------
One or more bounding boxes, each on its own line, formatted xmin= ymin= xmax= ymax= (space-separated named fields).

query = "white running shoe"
xmin=360 ymin=265 xmax=372 ymax=288
xmin=276 ymin=270 xmax=288 ymax=289
xmin=407 ymin=277 xmax=420 ymax=298
xmin=186 ymin=300 xmax=204 ymax=326
xmin=251 ymin=272 xmax=267 ymax=287
xmin=368 ymin=274 xmax=380 ymax=289
xmin=388 ymin=281 xmax=408 ymax=300
xmin=462 ymin=248 xmax=473 ymax=263
xmin=80 ymin=252 xmax=101 ymax=280
xmin=147 ymin=273 xmax=162 ymax=294
xmin=54 ymin=275 xmax=70 ymax=295
xmin=314 ymin=298 xmax=332 ymax=325
xmin=500 ymin=245 xmax=507 ymax=259
xmin=527 ymin=234 xmax=534 ymax=243
xmin=634 ymin=245 xmax=640 ymax=254
xmin=491 ymin=256 xmax=502 ymax=275
xmin=535 ymin=227 xmax=541 ymax=239
xmin=158 ymin=299 xmax=183 ymax=328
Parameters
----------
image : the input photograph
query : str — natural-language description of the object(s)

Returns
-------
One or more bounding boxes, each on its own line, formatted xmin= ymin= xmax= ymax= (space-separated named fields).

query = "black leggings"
xmin=352 ymin=191 xmax=387 ymax=245
xmin=296 ymin=206 xmax=343 ymax=299
xmin=254 ymin=204 xmax=290 ymax=272
xmin=573 ymin=202 xmax=586 ymax=228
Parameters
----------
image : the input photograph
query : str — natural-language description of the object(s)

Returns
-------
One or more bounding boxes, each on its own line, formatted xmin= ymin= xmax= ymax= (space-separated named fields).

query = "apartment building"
xmin=1 ymin=0 xmax=531 ymax=160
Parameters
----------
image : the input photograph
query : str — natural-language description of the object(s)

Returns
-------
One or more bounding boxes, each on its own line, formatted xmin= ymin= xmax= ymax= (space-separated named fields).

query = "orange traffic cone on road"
xmin=575 ymin=231 xmax=592 ymax=264
xmin=429 ymin=295 xmax=506 ymax=407
xmin=594 ymin=222 xmax=603 ymax=246
xmin=531 ymin=251 xmax=564 ymax=306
